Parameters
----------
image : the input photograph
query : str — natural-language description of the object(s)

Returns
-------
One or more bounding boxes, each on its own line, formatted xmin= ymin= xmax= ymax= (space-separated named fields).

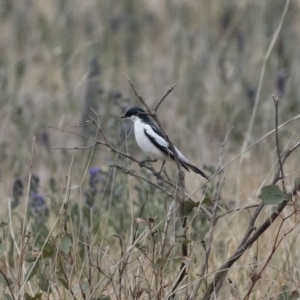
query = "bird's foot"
xmin=139 ymin=160 xmax=146 ymax=168
xmin=154 ymin=161 xmax=166 ymax=180
xmin=154 ymin=170 xmax=163 ymax=180
xmin=139 ymin=159 xmax=157 ymax=168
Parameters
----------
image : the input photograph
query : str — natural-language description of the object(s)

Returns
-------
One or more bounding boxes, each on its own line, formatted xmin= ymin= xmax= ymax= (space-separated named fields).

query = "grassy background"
xmin=0 ymin=0 xmax=300 ymax=299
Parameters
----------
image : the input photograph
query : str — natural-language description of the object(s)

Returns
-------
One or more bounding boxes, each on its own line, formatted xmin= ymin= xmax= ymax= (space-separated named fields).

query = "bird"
xmin=121 ymin=107 xmax=209 ymax=180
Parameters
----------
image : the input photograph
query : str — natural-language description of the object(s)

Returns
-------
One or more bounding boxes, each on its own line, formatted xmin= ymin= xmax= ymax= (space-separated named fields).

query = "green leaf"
xmin=58 ymin=277 xmax=69 ymax=290
xmin=184 ymin=200 xmax=199 ymax=215
xmin=38 ymin=225 xmax=49 ymax=240
xmin=259 ymin=185 xmax=292 ymax=205
xmin=25 ymin=262 xmax=39 ymax=282
xmin=59 ymin=235 xmax=72 ymax=254
xmin=152 ymin=258 xmax=167 ymax=270
xmin=278 ymin=285 xmax=289 ymax=300
xmin=4 ymin=294 xmax=13 ymax=300
xmin=39 ymin=273 xmax=51 ymax=294
xmin=24 ymin=293 xmax=42 ymax=300
xmin=81 ymin=281 xmax=90 ymax=293
xmin=202 ymin=197 xmax=213 ymax=205
xmin=72 ymin=281 xmax=90 ymax=294
xmin=42 ymin=242 xmax=55 ymax=259
xmin=0 ymin=274 xmax=12 ymax=286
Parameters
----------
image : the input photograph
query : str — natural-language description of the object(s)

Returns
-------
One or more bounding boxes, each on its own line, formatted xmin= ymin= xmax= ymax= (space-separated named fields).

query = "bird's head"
xmin=121 ymin=107 xmax=150 ymax=122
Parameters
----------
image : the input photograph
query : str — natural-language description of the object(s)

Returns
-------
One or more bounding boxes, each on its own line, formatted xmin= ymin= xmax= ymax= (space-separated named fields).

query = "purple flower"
xmin=84 ymin=167 xmax=105 ymax=208
xmin=28 ymin=175 xmax=49 ymax=224
xmin=89 ymin=167 xmax=101 ymax=177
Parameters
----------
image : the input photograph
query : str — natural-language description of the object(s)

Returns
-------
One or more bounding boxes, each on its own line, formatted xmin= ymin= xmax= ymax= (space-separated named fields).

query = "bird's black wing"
xmin=143 ymin=124 xmax=189 ymax=171
xmin=143 ymin=124 xmax=174 ymax=158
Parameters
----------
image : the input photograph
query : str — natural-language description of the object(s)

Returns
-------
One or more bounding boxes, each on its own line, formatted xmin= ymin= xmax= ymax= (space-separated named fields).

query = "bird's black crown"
xmin=121 ymin=107 xmax=151 ymax=122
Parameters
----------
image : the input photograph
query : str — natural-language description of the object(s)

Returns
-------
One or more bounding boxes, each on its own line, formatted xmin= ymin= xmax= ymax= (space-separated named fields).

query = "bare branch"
xmin=243 ymin=215 xmax=300 ymax=299
xmin=154 ymin=82 xmax=178 ymax=112
xmin=51 ymin=124 xmax=214 ymax=221
xmin=124 ymin=73 xmax=151 ymax=112
xmin=272 ymin=94 xmax=285 ymax=192
xmin=110 ymin=163 xmax=174 ymax=198
xmin=190 ymin=126 xmax=232 ymax=299
xmin=203 ymin=140 xmax=300 ymax=299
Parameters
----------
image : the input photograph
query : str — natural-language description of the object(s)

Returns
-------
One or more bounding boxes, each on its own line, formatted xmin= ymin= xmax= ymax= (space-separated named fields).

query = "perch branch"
xmin=203 ymin=141 xmax=300 ymax=299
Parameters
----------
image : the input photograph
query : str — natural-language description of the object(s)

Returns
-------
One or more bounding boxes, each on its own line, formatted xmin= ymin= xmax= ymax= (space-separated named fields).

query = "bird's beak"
xmin=121 ymin=115 xmax=126 ymax=119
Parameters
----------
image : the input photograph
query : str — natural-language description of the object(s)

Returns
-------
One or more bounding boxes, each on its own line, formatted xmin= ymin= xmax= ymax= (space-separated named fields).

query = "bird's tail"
xmin=182 ymin=162 xmax=209 ymax=180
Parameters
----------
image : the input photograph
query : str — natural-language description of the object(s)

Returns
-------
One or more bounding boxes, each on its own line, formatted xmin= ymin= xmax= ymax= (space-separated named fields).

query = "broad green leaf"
xmin=259 ymin=185 xmax=292 ymax=205
xmin=25 ymin=262 xmax=39 ymax=282
xmin=0 ymin=274 xmax=12 ymax=286
xmin=39 ymin=273 xmax=51 ymax=294
xmin=42 ymin=242 xmax=55 ymax=259
xmin=4 ymin=294 xmax=13 ymax=300
xmin=38 ymin=225 xmax=49 ymax=240
xmin=59 ymin=235 xmax=72 ymax=254
xmin=278 ymin=285 xmax=289 ymax=300
xmin=184 ymin=200 xmax=199 ymax=215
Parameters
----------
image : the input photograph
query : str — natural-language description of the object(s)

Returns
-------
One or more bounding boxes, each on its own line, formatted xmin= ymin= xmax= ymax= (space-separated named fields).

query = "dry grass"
xmin=0 ymin=0 xmax=300 ymax=299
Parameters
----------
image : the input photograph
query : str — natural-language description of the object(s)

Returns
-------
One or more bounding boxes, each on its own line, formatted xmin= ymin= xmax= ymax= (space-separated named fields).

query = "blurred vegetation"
xmin=0 ymin=0 xmax=299 ymax=299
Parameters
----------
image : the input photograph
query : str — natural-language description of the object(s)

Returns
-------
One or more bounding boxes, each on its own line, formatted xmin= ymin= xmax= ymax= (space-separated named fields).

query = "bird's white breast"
xmin=133 ymin=119 xmax=169 ymax=161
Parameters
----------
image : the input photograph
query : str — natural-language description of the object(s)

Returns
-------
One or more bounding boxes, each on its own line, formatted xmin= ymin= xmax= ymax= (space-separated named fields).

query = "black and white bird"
xmin=121 ymin=107 xmax=209 ymax=180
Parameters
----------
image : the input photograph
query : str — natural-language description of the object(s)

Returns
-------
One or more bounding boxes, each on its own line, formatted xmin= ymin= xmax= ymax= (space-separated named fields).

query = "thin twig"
xmin=0 ymin=269 xmax=15 ymax=300
xmin=203 ymin=141 xmax=300 ymax=299
xmin=154 ymin=82 xmax=178 ymax=112
xmin=215 ymin=203 xmax=293 ymax=219
xmin=124 ymin=77 xmax=187 ymax=299
xmin=110 ymin=163 xmax=174 ymax=198
xmin=272 ymin=94 xmax=285 ymax=192
xmin=51 ymin=125 xmax=212 ymax=220
xmin=243 ymin=216 xmax=300 ymax=299
xmin=124 ymin=73 xmax=151 ymax=112
xmin=239 ymin=0 xmax=290 ymax=160
xmin=186 ymin=112 xmax=300 ymax=202
xmin=190 ymin=126 xmax=233 ymax=299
